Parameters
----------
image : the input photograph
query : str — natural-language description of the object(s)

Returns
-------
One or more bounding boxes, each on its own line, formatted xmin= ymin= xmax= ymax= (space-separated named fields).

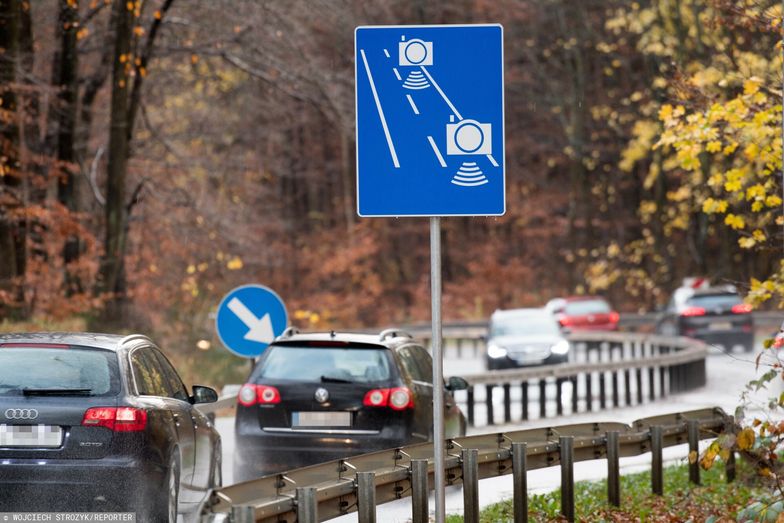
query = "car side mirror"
xmin=446 ymin=376 xmax=469 ymax=391
xmin=191 ymin=385 xmax=218 ymax=404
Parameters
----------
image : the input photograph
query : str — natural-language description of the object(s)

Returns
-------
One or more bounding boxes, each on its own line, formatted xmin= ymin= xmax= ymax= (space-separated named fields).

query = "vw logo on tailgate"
xmin=4 ymin=408 xmax=39 ymax=420
xmin=314 ymin=388 xmax=329 ymax=404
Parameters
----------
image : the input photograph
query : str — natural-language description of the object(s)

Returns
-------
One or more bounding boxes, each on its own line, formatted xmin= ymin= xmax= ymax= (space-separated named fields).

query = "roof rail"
xmin=278 ymin=326 xmax=300 ymax=339
xmin=379 ymin=328 xmax=413 ymax=342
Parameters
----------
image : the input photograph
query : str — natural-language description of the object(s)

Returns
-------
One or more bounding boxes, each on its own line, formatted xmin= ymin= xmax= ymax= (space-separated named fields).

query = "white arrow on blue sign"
xmin=355 ymin=24 xmax=505 ymax=217
xmin=215 ymin=284 xmax=288 ymax=358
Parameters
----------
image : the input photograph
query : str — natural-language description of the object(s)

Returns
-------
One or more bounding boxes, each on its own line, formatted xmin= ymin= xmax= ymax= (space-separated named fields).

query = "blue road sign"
xmin=355 ymin=24 xmax=505 ymax=217
xmin=215 ymin=284 xmax=288 ymax=358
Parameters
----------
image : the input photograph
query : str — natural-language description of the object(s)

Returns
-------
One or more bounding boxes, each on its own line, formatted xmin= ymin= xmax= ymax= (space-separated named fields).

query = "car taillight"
xmin=774 ymin=335 xmax=784 ymax=349
xmin=237 ymin=384 xmax=280 ymax=406
xmin=731 ymin=303 xmax=752 ymax=314
xmin=609 ymin=311 xmax=620 ymax=323
xmin=363 ymin=388 xmax=390 ymax=407
xmin=363 ymin=387 xmax=413 ymax=410
xmin=389 ymin=388 xmax=413 ymax=410
xmin=681 ymin=307 xmax=706 ymax=317
xmin=557 ymin=315 xmax=574 ymax=327
xmin=82 ymin=407 xmax=147 ymax=432
xmin=257 ymin=385 xmax=280 ymax=404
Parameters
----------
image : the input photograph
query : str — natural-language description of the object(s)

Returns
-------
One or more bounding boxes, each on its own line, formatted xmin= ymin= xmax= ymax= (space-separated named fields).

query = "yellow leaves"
xmin=186 ymin=264 xmax=196 ymax=275
xmin=739 ymin=237 xmax=756 ymax=249
xmin=226 ymin=257 xmax=243 ymax=270
xmin=724 ymin=214 xmax=746 ymax=230
xmin=723 ymin=142 xmax=738 ymax=156
xmin=746 ymin=184 xmax=766 ymax=201
xmin=766 ymin=195 xmax=782 ymax=207
xmin=723 ymin=168 xmax=746 ymax=193
xmin=702 ymin=198 xmax=728 ymax=214
xmin=736 ymin=427 xmax=756 ymax=450
xmin=743 ymin=77 xmax=761 ymax=96
xmin=753 ymin=229 xmax=766 ymax=242
xmin=705 ymin=140 xmax=722 ymax=153
xmin=658 ymin=104 xmax=673 ymax=121
xmin=700 ymin=441 xmax=720 ymax=470
xmin=133 ymin=26 xmax=145 ymax=37
xmin=688 ymin=450 xmax=698 ymax=464
xmin=744 ymin=142 xmax=760 ymax=161
xmin=76 ymin=28 xmax=89 ymax=41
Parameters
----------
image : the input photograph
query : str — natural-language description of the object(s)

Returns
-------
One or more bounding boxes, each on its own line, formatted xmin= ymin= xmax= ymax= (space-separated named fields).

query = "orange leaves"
xmin=736 ymin=427 xmax=756 ymax=450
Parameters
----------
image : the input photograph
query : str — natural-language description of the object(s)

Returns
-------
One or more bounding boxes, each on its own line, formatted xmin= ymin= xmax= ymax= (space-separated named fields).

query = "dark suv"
xmin=656 ymin=286 xmax=754 ymax=352
xmin=233 ymin=329 xmax=468 ymax=481
xmin=0 ymin=332 xmax=221 ymax=520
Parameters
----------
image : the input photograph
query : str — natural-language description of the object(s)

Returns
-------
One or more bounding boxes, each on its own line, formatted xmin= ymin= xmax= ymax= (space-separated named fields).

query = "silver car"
xmin=486 ymin=308 xmax=571 ymax=370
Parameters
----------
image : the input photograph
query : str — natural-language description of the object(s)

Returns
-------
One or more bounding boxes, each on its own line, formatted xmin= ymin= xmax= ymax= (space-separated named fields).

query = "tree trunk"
xmin=52 ymin=0 xmax=81 ymax=292
xmin=0 ymin=0 xmax=26 ymax=317
xmin=99 ymin=0 xmax=134 ymax=321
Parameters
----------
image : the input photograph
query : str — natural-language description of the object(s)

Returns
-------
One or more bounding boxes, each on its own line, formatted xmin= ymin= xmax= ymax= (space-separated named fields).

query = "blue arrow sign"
xmin=215 ymin=284 xmax=288 ymax=358
xmin=355 ymin=24 xmax=505 ymax=217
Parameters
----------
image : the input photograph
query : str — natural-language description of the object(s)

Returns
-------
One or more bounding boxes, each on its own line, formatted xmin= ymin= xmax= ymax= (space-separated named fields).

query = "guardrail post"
xmin=467 ymin=386 xmax=475 ymax=427
xmin=486 ymin=384 xmax=495 ymax=425
xmin=650 ymin=426 xmax=664 ymax=495
xmin=606 ymin=431 xmax=620 ymax=507
xmin=357 ymin=471 xmax=376 ymax=523
xmin=570 ymin=376 xmax=578 ymax=413
xmin=687 ymin=420 xmax=700 ymax=485
xmin=612 ymin=371 xmax=619 ymax=407
xmin=462 ymin=449 xmax=479 ymax=523
xmin=599 ymin=372 xmax=607 ymax=409
xmin=659 ymin=355 xmax=667 ymax=398
xmin=297 ymin=487 xmax=318 ymax=523
xmin=585 ymin=373 xmax=593 ymax=411
xmin=556 ymin=378 xmax=564 ymax=416
xmin=726 ymin=450 xmax=736 ymax=483
xmin=521 ymin=381 xmax=529 ymax=421
xmin=503 ymin=383 xmax=512 ymax=423
xmin=512 ymin=442 xmax=528 ymax=523
xmin=635 ymin=367 xmax=643 ymax=404
xmin=560 ymin=436 xmax=575 ymax=522
xmin=539 ymin=379 xmax=547 ymax=418
xmin=624 ymin=369 xmax=632 ymax=405
xmin=231 ymin=506 xmax=254 ymax=523
xmin=411 ymin=459 xmax=429 ymax=523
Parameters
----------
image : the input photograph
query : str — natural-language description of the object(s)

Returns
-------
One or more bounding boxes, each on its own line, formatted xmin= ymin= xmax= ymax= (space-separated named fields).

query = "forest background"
xmin=0 ymin=0 xmax=780 ymax=385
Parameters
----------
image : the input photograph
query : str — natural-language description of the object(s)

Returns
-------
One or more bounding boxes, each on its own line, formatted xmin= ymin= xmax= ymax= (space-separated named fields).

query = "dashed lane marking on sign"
xmin=406 ymin=94 xmax=420 ymax=115
xmin=427 ymin=136 xmax=447 ymax=167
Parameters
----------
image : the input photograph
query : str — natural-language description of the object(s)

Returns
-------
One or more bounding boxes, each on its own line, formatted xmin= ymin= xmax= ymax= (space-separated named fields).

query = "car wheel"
xmin=148 ymin=455 xmax=179 ymax=523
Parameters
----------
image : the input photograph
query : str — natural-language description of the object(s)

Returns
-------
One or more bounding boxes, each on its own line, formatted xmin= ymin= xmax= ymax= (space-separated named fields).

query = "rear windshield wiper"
xmin=320 ymin=376 xmax=353 ymax=384
xmin=22 ymin=388 xmax=92 ymax=396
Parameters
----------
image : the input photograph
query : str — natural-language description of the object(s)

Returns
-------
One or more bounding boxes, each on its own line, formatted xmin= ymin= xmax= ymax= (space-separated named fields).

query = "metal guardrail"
xmin=201 ymin=407 xmax=734 ymax=522
xmin=459 ymin=332 xmax=708 ymax=427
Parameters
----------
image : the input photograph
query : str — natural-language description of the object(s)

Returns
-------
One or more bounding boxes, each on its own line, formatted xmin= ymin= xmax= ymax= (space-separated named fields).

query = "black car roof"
xmin=0 ymin=332 xmax=152 ymax=351
xmin=272 ymin=330 xmax=415 ymax=350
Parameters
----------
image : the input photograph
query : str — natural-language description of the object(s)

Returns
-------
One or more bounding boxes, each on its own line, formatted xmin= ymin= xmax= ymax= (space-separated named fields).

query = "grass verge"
xmin=447 ymin=459 xmax=773 ymax=522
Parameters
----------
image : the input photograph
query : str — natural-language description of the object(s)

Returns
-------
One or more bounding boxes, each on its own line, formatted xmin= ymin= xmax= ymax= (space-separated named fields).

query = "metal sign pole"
xmin=430 ymin=216 xmax=445 ymax=523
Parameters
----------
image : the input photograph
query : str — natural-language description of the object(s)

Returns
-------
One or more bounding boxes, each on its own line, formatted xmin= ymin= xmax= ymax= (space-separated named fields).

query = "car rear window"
xmin=0 ymin=346 xmax=120 ymax=396
xmin=564 ymin=299 xmax=610 ymax=315
xmin=254 ymin=345 xmax=392 ymax=383
xmin=686 ymin=293 xmax=741 ymax=309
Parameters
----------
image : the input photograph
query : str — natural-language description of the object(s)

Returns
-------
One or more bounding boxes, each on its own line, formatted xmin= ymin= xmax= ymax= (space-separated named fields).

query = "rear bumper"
xmin=0 ymin=456 xmax=160 ymax=511
xmin=233 ymin=431 xmax=414 ymax=480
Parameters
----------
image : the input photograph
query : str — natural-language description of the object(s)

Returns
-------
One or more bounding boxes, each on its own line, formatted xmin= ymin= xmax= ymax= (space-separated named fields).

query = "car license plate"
xmin=0 ymin=424 xmax=63 ymax=448
xmin=292 ymin=411 xmax=351 ymax=427
xmin=708 ymin=322 xmax=732 ymax=331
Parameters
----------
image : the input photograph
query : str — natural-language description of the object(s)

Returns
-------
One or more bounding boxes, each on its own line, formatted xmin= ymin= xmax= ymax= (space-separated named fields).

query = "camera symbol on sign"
xmin=446 ymin=116 xmax=492 ymax=156
xmin=399 ymin=36 xmax=433 ymax=66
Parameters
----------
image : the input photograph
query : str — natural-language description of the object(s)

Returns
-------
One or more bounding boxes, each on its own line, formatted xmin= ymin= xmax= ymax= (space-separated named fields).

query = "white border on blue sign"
xmin=354 ymin=23 xmax=506 ymax=217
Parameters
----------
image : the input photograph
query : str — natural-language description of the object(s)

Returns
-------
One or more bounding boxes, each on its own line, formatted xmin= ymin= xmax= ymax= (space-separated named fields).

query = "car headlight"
xmin=551 ymin=339 xmax=570 ymax=355
xmin=487 ymin=343 xmax=507 ymax=359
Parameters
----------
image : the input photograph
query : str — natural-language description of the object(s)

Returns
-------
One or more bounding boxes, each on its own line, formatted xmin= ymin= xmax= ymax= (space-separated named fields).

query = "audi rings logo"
xmin=4 ymin=408 xmax=39 ymax=420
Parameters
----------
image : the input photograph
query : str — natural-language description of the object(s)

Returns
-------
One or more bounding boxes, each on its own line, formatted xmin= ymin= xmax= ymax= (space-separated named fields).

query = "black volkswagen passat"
xmin=0 ymin=333 xmax=221 ymax=521
xmin=233 ymin=329 xmax=468 ymax=481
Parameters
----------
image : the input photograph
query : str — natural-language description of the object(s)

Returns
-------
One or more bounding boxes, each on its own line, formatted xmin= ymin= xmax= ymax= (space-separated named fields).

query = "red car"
xmin=546 ymin=296 xmax=620 ymax=331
